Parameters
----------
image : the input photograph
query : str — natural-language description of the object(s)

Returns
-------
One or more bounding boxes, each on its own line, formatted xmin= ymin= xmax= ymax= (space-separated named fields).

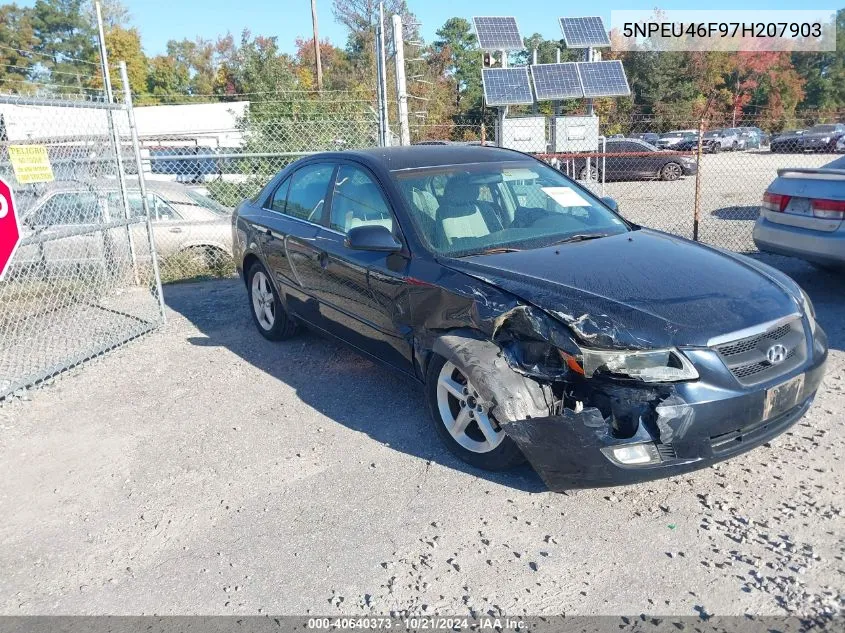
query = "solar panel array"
xmin=473 ymin=17 xmax=524 ymax=51
xmin=577 ymin=60 xmax=630 ymax=97
xmin=560 ymin=16 xmax=611 ymax=48
xmin=481 ymin=67 xmax=534 ymax=106
xmin=530 ymin=63 xmax=584 ymax=99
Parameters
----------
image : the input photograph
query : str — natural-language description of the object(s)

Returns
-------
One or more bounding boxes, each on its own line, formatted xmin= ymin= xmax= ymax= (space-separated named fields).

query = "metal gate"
xmin=0 ymin=89 xmax=166 ymax=399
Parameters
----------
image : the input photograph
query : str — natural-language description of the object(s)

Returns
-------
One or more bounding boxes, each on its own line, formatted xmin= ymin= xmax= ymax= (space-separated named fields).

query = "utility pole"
xmin=376 ymin=2 xmax=390 ymax=146
xmin=310 ymin=0 xmax=323 ymax=91
xmin=392 ymin=14 xmax=410 ymax=146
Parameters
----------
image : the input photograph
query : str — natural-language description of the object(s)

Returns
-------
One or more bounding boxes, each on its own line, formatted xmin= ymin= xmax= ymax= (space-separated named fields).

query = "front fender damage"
xmin=427 ymin=305 xmax=696 ymax=491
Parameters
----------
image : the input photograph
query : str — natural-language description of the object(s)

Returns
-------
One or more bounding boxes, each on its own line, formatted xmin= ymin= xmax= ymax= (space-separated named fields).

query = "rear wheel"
xmin=425 ymin=354 xmax=525 ymax=471
xmin=247 ymin=261 xmax=297 ymax=341
xmin=660 ymin=162 xmax=683 ymax=181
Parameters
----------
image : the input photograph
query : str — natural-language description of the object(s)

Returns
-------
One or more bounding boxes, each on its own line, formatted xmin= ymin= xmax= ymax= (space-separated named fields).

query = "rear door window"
xmin=31 ymin=192 xmax=101 ymax=225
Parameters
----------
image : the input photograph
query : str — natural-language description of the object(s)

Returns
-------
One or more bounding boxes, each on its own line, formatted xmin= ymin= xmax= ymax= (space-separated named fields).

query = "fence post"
xmin=119 ymin=61 xmax=166 ymax=323
xmin=481 ymin=122 xmax=486 ymax=145
xmin=692 ymin=117 xmax=705 ymax=242
xmin=96 ymin=1 xmax=139 ymax=284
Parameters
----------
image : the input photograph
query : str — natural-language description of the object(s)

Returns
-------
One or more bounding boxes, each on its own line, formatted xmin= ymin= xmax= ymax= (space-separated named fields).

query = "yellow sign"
xmin=8 ymin=145 xmax=55 ymax=184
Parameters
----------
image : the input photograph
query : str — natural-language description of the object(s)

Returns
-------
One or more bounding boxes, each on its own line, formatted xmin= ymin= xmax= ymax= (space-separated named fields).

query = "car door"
xmin=25 ymin=191 xmax=106 ymax=274
xmin=259 ymin=162 xmax=336 ymax=326
xmin=602 ymin=141 xmax=629 ymax=180
xmin=625 ymin=140 xmax=663 ymax=177
xmin=308 ymin=162 xmax=414 ymax=373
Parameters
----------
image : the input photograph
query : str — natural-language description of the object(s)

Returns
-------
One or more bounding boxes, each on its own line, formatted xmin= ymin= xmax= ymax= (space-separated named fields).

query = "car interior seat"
xmin=435 ymin=177 xmax=504 ymax=248
xmin=334 ymin=182 xmax=393 ymax=233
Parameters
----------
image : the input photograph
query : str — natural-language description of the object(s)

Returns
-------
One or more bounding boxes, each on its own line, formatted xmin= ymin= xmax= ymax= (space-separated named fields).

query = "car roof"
xmin=325 ymin=145 xmax=530 ymax=171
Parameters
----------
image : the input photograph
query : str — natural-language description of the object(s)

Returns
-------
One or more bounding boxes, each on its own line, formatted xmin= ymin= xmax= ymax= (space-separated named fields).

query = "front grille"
xmin=714 ymin=317 xmax=807 ymax=386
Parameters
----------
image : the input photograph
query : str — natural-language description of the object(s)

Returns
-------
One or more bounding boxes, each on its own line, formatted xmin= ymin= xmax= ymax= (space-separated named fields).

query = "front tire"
xmin=660 ymin=162 xmax=683 ymax=181
xmin=247 ymin=261 xmax=297 ymax=341
xmin=579 ymin=165 xmax=600 ymax=182
xmin=425 ymin=354 xmax=525 ymax=471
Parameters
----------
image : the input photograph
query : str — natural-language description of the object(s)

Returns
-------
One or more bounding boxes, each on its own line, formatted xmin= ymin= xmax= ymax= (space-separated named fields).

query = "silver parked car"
xmin=13 ymin=181 xmax=233 ymax=275
xmin=753 ymin=155 xmax=845 ymax=269
xmin=704 ymin=128 xmax=742 ymax=151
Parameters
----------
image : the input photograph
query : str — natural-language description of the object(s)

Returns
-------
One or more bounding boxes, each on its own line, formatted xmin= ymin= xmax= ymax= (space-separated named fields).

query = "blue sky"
xmin=22 ymin=0 xmax=809 ymax=55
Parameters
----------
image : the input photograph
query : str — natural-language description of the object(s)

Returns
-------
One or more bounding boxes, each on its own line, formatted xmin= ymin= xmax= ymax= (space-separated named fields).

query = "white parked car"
xmin=655 ymin=130 xmax=698 ymax=149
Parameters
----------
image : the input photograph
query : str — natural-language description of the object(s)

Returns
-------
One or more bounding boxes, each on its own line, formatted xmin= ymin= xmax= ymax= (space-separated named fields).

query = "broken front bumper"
xmin=503 ymin=325 xmax=828 ymax=490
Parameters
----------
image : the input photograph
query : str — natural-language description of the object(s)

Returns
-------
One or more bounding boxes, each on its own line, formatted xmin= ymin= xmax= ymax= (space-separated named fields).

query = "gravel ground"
xmin=0 ymin=254 xmax=843 ymax=619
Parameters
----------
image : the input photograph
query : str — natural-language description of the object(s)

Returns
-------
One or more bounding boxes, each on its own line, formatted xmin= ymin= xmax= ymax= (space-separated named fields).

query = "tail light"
xmin=812 ymin=198 xmax=845 ymax=220
xmin=763 ymin=191 xmax=789 ymax=212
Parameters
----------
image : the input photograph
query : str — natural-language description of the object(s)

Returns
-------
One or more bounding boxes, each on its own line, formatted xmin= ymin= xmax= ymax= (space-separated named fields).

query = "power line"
xmin=0 ymin=44 xmax=100 ymax=67
xmin=0 ymin=63 xmax=101 ymax=81
xmin=0 ymin=77 xmax=107 ymax=94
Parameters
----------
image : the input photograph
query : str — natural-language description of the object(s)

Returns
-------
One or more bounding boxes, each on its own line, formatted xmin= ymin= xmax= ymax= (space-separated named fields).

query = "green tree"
xmin=31 ymin=0 xmax=98 ymax=88
xmin=0 ymin=3 xmax=37 ymax=89
xmin=433 ymin=17 xmax=481 ymax=112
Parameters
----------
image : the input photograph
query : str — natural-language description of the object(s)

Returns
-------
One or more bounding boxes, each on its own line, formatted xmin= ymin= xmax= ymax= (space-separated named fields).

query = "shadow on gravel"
xmin=710 ymin=205 xmax=760 ymax=221
xmin=752 ymin=253 xmax=845 ymax=352
xmin=163 ymin=280 xmax=547 ymax=493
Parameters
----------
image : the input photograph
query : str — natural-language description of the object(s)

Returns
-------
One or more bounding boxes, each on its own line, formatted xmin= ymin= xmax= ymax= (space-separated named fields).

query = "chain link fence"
xmin=127 ymin=96 xmax=380 ymax=282
xmin=410 ymin=113 xmax=844 ymax=253
xmin=0 ymin=91 xmax=165 ymax=399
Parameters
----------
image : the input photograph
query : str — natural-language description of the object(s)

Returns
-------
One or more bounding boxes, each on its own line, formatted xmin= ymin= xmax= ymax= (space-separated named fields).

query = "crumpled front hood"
xmin=442 ymin=230 xmax=801 ymax=349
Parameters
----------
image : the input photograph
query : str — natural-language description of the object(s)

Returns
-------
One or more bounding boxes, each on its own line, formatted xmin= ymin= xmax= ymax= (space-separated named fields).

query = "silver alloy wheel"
xmin=251 ymin=270 xmax=276 ymax=331
xmin=662 ymin=162 xmax=682 ymax=180
xmin=580 ymin=166 xmax=598 ymax=182
xmin=436 ymin=360 xmax=505 ymax=454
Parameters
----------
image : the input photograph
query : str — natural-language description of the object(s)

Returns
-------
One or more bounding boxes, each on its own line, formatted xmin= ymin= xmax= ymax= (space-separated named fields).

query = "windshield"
xmin=391 ymin=160 xmax=629 ymax=257
xmin=809 ymin=125 xmax=837 ymax=133
xmin=185 ymin=190 xmax=231 ymax=215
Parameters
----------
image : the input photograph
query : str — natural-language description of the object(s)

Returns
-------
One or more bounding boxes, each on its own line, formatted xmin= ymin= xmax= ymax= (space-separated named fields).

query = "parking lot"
xmin=1 ymin=252 xmax=843 ymax=617
xmin=586 ymin=150 xmax=837 ymax=252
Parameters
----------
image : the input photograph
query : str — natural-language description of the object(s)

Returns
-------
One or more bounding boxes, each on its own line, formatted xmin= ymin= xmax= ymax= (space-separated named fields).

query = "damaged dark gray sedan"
xmin=232 ymin=146 xmax=828 ymax=490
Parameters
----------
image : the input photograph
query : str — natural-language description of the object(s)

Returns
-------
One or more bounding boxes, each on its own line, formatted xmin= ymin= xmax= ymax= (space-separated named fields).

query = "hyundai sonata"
xmin=232 ymin=146 xmax=827 ymax=490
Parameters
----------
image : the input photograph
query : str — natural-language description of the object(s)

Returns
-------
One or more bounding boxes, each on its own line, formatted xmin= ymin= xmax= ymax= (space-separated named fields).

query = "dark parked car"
xmin=796 ymin=123 xmax=845 ymax=152
xmin=655 ymin=130 xmax=698 ymax=149
xmin=633 ymin=132 xmax=659 ymax=145
xmin=770 ymin=130 xmax=806 ymax=153
xmin=576 ymin=138 xmax=697 ymax=181
xmin=232 ymin=146 xmax=827 ymax=490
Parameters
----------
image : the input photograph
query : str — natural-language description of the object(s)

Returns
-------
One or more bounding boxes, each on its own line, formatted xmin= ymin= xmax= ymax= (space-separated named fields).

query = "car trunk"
xmin=763 ymin=168 xmax=845 ymax=233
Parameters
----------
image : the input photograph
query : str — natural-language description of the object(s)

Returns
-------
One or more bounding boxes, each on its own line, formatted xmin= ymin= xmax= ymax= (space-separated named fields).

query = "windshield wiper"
xmin=475 ymin=247 xmax=522 ymax=255
xmin=550 ymin=233 xmax=610 ymax=245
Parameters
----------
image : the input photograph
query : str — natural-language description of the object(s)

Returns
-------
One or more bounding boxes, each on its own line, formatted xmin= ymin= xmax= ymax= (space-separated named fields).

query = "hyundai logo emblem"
xmin=767 ymin=344 xmax=788 ymax=365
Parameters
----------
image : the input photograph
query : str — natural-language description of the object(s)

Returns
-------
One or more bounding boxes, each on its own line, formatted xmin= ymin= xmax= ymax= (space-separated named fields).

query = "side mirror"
xmin=345 ymin=224 xmax=402 ymax=252
xmin=601 ymin=197 xmax=619 ymax=213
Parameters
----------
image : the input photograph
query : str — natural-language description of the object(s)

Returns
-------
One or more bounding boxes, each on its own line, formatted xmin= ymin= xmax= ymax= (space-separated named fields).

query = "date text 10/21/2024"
xmin=307 ymin=617 xmax=525 ymax=630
